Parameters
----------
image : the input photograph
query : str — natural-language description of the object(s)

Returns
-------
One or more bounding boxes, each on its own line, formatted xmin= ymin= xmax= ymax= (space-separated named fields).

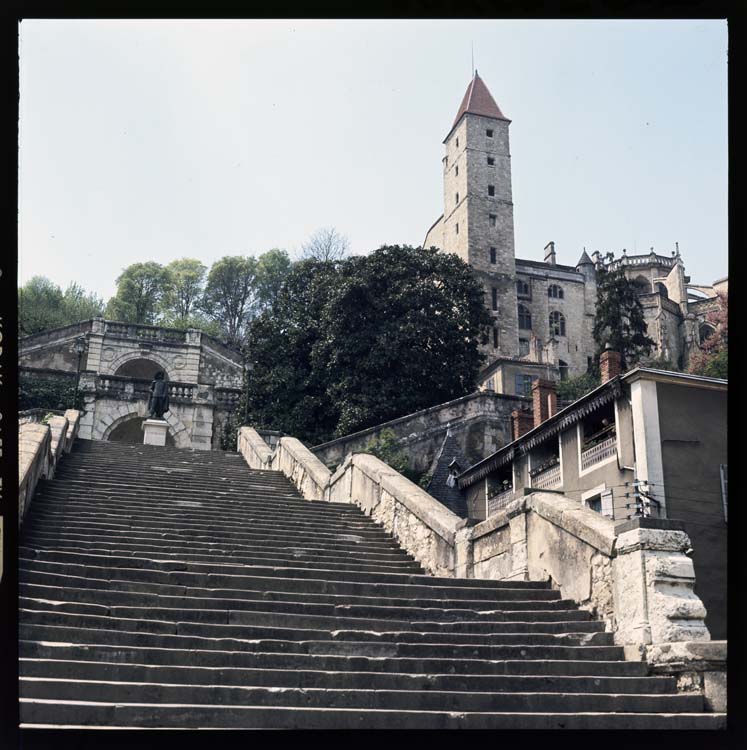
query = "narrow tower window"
xmin=489 ymin=247 xmax=496 ymax=264
xmin=455 ymin=222 xmax=459 ymax=235
xmin=456 ymin=137 xmax=459 ymax=148
xmin=491 ymin=288 xmax=498 ymax=311
xmin=493 ymin=327 xmax=499 ymax=348
xmin=455 ymin=165 xmax=459 ymax=176
xmin=486 ymin=129 xmax=494 ymax=137
xmin=489 ymin=214 xmax=497 ymax=227
xmin=488 ymin=185 xmax=495 ymax=197
xmin=487 ymin=156 xmax=495 ymax=166
xmin=455 ymin=192 xmax=459 ymax=205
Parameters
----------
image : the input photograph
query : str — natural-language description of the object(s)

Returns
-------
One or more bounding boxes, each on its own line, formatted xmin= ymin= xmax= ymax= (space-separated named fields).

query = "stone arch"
xmin=632 ymin=275 xmax=651 ymax=294
xmin=94 ymin=402 xmax=191 ymax=448
xmin=114 ymin=357 xmax=169 ymax=380
xmin=102 ymin=349 xmax=176 ymax=379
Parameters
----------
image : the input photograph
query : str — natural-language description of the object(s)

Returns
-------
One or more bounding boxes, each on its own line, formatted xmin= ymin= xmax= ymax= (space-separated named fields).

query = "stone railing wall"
xmin=239 ymin=426 xmax=713 ymax=645
xmin=19 ymin=409 xmax=81 ymax=527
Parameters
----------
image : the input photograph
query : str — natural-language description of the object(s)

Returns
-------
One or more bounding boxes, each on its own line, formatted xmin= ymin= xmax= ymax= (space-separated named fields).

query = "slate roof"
xmin=444 ymin=71 xmax=508 ymax=142
xmin=576 ymin=249 xmax=594 ymax=266
xmin=426 ymin=431 xmax=469 ymax=518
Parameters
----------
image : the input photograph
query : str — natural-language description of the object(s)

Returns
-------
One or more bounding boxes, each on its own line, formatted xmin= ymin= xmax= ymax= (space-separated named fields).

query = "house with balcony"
xmin=456 ymin=349 xmax=728 ymax=638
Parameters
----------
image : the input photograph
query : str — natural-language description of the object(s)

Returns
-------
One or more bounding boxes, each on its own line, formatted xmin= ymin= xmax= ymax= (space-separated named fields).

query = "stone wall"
xmin=312 ymin=391 xmax=524 ymax=473
xmin=19 ymin=409 xmax=81 ymax=527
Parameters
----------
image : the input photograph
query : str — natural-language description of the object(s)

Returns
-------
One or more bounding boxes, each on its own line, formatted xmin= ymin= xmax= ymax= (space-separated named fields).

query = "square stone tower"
xmin=439 ymin=72 xmax=520 ymax=359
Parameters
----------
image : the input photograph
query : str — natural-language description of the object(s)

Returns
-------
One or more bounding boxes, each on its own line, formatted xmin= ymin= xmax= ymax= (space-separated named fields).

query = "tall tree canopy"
xmin=200 ymin=256 xmax=259 ymax=346
xmin=247 ymin=246 xmax=491 ymax=444
xmin=19 ymin=277 xmax=105 ymax=336
xmin=592 ymin=266 xmax=655 ymax=369
xmin=106 ymin=262 xmax=169 ymax=325
xmin=160 ymin=258 xmax=207 ymax=325
xmin=255 ymin=248 xmax=293 ymax=313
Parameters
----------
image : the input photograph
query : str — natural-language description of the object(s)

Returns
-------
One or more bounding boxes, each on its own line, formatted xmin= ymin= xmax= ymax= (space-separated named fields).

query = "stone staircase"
xmin=19 ymin=439 xmax=724 ymax=729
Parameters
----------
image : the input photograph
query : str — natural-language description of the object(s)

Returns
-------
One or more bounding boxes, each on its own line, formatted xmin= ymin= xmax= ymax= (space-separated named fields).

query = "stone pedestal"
xmin=143 ymin=419 xmax=168 ymax=447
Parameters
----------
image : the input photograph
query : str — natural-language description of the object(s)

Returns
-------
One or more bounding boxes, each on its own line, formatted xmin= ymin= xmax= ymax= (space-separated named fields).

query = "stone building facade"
xmin=424 ymin=72 xmax=727 ymax=395
xmin=19 ymin=318 xmax=244 ymax=449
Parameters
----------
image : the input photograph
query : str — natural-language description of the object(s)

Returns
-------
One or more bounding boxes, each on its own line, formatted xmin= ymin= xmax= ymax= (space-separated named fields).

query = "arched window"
xmin=699 ymin=323 xmax=715 ymax=344
xmin=518 ymin=304 xmax=532 ymax=329
xmin=516 ymin=279 xmax=531 ymax=299
xmin=655 ymin=282 xmax=669 ymax=298
xmin=549 ymin=311 xmax=566 ymax=336
xmin=548 ymin=284 xmax=564 ymax=299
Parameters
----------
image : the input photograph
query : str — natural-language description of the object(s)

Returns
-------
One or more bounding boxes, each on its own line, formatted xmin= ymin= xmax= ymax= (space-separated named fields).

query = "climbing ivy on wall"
xmin=19 ymin=373 xmax=83 ymax=411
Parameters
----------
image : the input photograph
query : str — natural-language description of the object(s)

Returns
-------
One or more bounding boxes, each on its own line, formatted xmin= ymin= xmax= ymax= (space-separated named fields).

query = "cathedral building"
xmin=423 ymin=72 xmax=727 ymax=397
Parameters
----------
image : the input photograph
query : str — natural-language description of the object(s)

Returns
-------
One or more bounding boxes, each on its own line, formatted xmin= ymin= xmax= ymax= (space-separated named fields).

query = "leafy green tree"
xmin=19 ymin=276 xmax=66 ymax=335
xmin=247 ymin=246 xmax=490 ymax=444
xmin=592 ymin=266 xmax=655 ymax=369
xmin=255 ymin=249 xmax=293 ymax=313
xmin=200 ymin=256 xmax=259 ymax=346
xmin=19 ymin=277 xmax=104 ymax=335
xmin=106 ymin=262 xmax=169 ymax=324
xmin=361 ymin=429 xmax=423 ymax=483
xmin=160 ymin=258 xmax=207 ymax=325
xmin=62 ymin=282 xmax=105 ymax=322
xmin=556 ymin=372 xmax=601 ymax=402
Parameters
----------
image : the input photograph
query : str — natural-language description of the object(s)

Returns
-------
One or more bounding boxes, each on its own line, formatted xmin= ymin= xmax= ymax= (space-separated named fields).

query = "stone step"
xmin=20 ymin=531 xmax=419 ymax=565
xmin=21 ymin=539 xmax=423 ymax=573
xmin=20 ymin=583 xmax=593 ymax=621
xmin=24 ymin=519 xmax=409 ymax=552
xmin=19 ymin=598 xmax=605 ymax=634
xmin=20 ymin=658 xmax=678 ymax=693
xmin=19 ymin=678 xmax=703 ymax=713
xmin=20 ymin=623 xmax=626 ymax=661
xmin=18 ymin=558 xmax=563 ymax=600
xmin=20 ymin=608 xmax=613 ymax=645
xmin=19 ymin=700 xmax=726 ymax=729
xmin=20 ymin=640 xmax=652 ymax=677
xmin=27 ymin=507 xmax=405 ymax=541
xmin=18 ymin=573 xmax=582 ymax=611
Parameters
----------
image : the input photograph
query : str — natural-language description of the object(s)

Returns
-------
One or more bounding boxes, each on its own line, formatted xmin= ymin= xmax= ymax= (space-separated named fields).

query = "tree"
xmin=592 ymin=266 xmax=655 ymax=369
xmin=300 ymin=227 xmax=350 ymax=262
xmin=200 ymin=256 xmax=258 ymax=346
xmin=19 ymin=276 xmax=66 ymax=335
xmin=246 ymin=246 xmax=491 ymax=444
xmin=62 ymin=282 xmax=105 ymax=322
xmin=160 ymin=258 xmax=207 ymax=325
xmin=19 ymin=277 xmax=105 ymax=336
xmin=106 ymin=262 xmax=169 ymax=325
xmin=688 ymin=292 xmax=728 ymax=379
xmin=255 ymin=248 xmax=293 ymax=313
xmin=556 ymin=372 xmax=600 ymax=403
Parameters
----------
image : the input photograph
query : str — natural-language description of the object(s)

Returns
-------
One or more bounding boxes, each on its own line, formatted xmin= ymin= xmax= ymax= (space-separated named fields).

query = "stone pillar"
xmin=506 ymin=498 xmax=529 ymax=581
xmin=600 ymin=347 xmax=622 ymax=383
xmin=85 ymin=320 xmax=106 ymax=373
xmin=612 ymin=521 xmax=710 ymax=645
xmin=531 ymin=379 xmax=557 ymax=427
xmin=143 ymin=419 xmax=168 ymax=447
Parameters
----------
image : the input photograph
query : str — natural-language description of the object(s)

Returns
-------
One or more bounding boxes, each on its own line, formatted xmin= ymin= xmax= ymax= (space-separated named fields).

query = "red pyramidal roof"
xmin=445 ymin=71 xmax=508 ymax=141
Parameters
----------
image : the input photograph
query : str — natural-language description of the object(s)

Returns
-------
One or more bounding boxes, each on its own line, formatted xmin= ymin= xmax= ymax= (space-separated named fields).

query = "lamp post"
xmin=73 ymin=336 xmax=87 ymax=408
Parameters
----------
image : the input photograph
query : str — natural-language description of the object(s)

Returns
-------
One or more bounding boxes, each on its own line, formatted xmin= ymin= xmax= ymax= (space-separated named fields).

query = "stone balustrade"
xmin=19 ymin=409 xmax=82 ymax=527
xmin=104 ymin=321 xmax=187 ymax=343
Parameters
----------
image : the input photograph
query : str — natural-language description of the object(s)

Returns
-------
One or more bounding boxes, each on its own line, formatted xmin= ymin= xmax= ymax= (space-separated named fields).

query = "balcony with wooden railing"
xmin=581 ymin=434 xmax=618 ymax=471
xmin=487 ymin=485 xmax=515 ymax=516
xmin=530 ymin=461 xmax=562 ymax=490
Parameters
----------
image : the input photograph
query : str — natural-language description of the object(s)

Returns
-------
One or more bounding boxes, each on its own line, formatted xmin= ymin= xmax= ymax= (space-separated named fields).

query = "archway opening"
xmin=107 ymin=416 xmax=176 ymax=446
xmin=114 ymin=358 xmax=169 ymax=380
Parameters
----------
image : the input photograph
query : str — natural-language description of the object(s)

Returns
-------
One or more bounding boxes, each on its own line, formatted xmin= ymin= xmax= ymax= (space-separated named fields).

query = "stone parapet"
xmin=18 ymin=410 xmax=82 ymax=527
xmin=237 ymin=427 xmax=714 ymax=651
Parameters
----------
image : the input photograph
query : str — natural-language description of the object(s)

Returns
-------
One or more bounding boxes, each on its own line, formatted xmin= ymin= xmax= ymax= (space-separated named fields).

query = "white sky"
xmin=18 ymin=19 xmax=728 ymax=301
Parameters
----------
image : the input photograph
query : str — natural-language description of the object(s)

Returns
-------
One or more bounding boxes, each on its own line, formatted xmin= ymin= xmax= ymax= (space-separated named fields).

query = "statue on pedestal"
xmin=148 ymin=371 xmax=170 ymax=419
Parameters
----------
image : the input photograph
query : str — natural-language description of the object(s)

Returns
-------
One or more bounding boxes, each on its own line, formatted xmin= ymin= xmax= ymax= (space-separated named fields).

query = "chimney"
xmin=600 ymin=345 xmax=622 ymax=383
xmin=531 ymin=379 xmax=558 ymax=428
xmin=544 ymin=241 xmax=556 ymax=266
xmin=511 ymin=408 xmax=534 ymax=440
